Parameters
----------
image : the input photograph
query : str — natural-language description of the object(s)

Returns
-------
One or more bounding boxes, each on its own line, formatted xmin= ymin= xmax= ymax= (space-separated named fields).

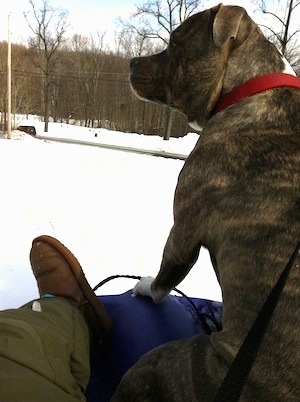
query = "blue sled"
xmin=86 ymin=290 xmax=222 ymax=401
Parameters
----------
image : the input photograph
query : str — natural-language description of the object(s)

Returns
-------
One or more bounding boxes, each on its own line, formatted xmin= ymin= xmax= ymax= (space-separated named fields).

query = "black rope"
xmin=93 ymin=274 xmax=142 ymax=292
xmin=93 ymin=274 xmax=218 ymax=335
xmin=214 ymin=243 xmax=299 ymax=402
xmin=171 ymin=287 xmax=214 ymax=334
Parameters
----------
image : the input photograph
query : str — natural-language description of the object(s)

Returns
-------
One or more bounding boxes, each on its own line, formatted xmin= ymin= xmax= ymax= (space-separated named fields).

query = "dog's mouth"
xmin=130 ymin=74 xmax=166 ymax=104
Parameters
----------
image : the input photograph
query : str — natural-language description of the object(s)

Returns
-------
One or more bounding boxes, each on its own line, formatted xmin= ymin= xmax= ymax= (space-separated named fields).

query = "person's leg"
xmin=0 ymin=235 xmax=112 ymax=401
xmin=0 ymin=297 xmax=89 ymax=401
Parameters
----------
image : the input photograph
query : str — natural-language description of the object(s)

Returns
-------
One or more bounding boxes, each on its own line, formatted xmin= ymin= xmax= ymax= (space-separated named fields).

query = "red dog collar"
xmin=212 ymin=73 xmax=300 ymax=116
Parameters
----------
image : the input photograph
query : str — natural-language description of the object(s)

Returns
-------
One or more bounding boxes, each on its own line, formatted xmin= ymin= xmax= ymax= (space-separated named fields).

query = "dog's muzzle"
xmin=130 ymin=53 xmax=167 ymax=104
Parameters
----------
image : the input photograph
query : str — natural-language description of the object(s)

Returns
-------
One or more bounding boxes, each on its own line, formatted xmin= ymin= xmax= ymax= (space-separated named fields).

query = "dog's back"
xmin=198 ymin=86 xmax=300 ymax=400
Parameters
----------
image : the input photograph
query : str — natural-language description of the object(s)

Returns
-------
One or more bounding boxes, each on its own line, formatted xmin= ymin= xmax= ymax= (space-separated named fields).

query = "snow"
xmin=0 ymin=120 xmax=222 ymax=310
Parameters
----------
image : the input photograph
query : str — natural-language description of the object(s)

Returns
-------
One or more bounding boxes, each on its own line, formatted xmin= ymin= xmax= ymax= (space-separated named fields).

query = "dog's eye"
xmin=169 ymin=31 xmax=181 ymax=49
xmin=169 ymin=38 xmax=176 ymax=48
xmin=169 ymin=32 xmax=179 ymax=48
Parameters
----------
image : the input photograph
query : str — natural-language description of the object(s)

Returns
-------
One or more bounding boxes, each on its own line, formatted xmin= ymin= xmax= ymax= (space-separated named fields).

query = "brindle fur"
xmin=112 ymin=4 xmax=300 ymax=401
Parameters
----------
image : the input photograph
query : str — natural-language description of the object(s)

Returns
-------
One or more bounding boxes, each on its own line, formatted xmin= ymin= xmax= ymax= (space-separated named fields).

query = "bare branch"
xmin=118 ymin=0 xmax=203 ymax=54
xmin=24 ymin=0 xmax=70 ymax=131
xmin=255 ymin=0 xmax=300 ymax=65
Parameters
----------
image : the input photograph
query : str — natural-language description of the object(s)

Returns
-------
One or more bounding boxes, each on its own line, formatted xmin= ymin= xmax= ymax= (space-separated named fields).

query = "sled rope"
xmin=93 ymin=275 xmax=221 ymax=334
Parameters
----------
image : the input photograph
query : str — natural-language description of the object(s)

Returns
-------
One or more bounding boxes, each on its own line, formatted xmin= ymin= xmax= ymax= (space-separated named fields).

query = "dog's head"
xmin=130 ymin=4 xmax=286 ymax=128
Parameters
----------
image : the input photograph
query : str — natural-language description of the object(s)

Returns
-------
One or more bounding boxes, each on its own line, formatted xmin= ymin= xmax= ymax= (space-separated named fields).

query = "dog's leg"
xmin=134 ymin=221 xmax=202 ymax=302
xmin=153 ymin=224 xmax=201 ymax=290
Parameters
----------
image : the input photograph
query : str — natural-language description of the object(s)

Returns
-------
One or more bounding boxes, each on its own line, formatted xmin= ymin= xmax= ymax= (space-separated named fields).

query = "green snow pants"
xmin=0 ymin=297 xmax=90 ymax=402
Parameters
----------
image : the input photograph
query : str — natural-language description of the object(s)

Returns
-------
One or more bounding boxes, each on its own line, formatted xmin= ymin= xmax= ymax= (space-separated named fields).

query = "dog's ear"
xmin=213 ymin=4 xmax=251 ymax=48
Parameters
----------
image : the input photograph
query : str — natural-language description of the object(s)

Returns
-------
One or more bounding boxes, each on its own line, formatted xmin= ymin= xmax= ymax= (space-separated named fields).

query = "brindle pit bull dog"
xmin=111 ymin=4 xmax=300 ymax=401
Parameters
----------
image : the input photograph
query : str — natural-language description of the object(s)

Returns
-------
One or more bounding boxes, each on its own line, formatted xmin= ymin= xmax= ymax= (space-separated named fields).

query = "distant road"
xmin=36 ymin=135 xmax=188 ymax=161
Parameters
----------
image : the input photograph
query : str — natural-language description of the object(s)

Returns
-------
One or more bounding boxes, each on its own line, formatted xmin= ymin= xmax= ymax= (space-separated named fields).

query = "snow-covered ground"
xmin=0 ymin=120 xmax=221 ymax=310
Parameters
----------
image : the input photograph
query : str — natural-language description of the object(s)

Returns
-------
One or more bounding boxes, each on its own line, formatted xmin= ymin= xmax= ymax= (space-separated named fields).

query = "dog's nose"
xmin=130 ymin=57 xmax=140 ymax=69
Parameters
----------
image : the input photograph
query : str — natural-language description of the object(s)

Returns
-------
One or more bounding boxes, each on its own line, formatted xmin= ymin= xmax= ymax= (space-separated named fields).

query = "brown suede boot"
xmin=30 ymin=235 xmax=113 ymax=346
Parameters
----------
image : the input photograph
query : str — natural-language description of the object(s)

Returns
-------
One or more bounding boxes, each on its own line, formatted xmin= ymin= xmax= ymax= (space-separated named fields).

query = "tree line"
xmin=1 ymin=0 xmax=299 ymax=138
xmin=0 ymin=40 xmax=189 ymax=138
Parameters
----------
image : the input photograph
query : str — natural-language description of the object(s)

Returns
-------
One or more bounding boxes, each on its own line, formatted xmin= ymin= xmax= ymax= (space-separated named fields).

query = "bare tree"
xmin=68 ymin=33 xmax=107 ymax=127
xmin=116 ymin=27 xmax=160 ymax=58
xmin=120 ymin=0 xmax=203 ymax=48
xmin=24 ymin=0 xmax=70 ymax=131
xmin=255 ymin=0 xmax=300 ymax=69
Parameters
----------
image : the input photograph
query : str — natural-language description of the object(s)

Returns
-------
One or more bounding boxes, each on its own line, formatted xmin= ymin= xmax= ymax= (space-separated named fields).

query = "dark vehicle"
xmin=17 ymin=125 xmax=36 ymax=136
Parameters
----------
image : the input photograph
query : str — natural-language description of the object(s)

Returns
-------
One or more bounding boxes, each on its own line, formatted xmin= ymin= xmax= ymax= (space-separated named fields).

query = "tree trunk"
xmin=281 ymin=0 xmax=294 ymax=56
xmin=164 ymin=108 xmax=174 ymax=140
xmin=44 ymin=80 xmax=50 ymax=132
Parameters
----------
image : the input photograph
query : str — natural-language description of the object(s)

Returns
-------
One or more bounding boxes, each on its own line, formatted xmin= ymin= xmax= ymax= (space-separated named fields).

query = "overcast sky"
xmin=0 ymin=0 xmax=135 ymax=44
xmin=0 ymin=1 xmax=297 ymax=46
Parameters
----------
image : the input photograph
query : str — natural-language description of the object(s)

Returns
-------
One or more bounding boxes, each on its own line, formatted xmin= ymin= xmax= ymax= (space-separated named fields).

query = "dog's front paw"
xmin=132 ymin=276 xmax=169 ymax=303
xmin=132 ymin=276 xmax=154 ymax=298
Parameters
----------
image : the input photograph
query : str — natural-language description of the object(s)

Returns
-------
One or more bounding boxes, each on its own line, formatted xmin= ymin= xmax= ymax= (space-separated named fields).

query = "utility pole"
xmin=7 ymin=13 xmax=12 ymax=139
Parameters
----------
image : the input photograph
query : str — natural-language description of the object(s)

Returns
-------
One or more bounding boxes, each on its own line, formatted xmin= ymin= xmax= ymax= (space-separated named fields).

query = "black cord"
xmin=93 ymin=274 xmax=220 ymax=335
xmin=93 ymin=274 xmax=142 ymax=292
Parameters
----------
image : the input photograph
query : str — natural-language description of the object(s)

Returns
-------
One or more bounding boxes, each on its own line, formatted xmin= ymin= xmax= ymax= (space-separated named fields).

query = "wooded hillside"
xmin=0 ymin=41 xmax=189 ymax=138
